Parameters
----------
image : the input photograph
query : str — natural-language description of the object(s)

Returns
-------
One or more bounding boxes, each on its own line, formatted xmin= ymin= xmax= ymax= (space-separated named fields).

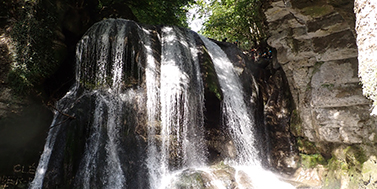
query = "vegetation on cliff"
xmin=5 ymin=0 xmax=60 ymax=94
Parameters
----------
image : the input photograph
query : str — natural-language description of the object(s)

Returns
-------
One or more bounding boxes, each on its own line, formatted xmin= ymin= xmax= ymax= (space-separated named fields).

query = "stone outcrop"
xmin=264 ymin=0 xmax=376 ymax=145
xmin=264 ymin=0 xmax=377 ymax=188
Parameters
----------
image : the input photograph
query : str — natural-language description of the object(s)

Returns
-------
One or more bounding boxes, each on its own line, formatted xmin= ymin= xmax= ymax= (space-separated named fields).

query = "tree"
xmin=194 ymin=0 xmax=267 ymax=49
xmin=98 ymin=0 xmax=194 ymax=27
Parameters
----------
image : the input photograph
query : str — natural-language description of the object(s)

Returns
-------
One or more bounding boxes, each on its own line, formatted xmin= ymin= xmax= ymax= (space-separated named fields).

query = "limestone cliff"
xmin=264 ymin=0 xmax=377 ymax=188
xmin=265 ymin=0 xmax=376 ymax=145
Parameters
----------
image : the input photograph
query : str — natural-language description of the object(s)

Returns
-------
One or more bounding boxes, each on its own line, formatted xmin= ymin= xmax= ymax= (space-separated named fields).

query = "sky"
xmin=187 ymin=5 xmax=205 ymax=32
xmin=189 ymin=17 xmax=205 ymax=32
xmin=186 ymin=1 xmax=211 ymax=32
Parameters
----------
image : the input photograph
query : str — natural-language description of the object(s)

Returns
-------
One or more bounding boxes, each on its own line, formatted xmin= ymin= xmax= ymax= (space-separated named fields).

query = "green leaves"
xmin=101 ymin=0 xmax=194 ymax=27
xmin=196 ymin=0 xmax=267 ymax=49
xmin=98 ymin=0 xmax=193 ymax=26
xmin=8 ymin=0 xmax=59 ymax=94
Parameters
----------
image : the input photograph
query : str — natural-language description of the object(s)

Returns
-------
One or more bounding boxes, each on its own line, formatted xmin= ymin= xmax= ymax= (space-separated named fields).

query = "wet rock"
xmin=172 ymin=169 xmax=206 ymax=189
xmin=288 ymin=166 xmax=325 ymax=188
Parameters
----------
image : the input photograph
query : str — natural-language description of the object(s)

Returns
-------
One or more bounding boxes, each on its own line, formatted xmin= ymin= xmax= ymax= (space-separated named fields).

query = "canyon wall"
xmin=265 ymin=0 xmax=376 ymax=146
xmin=264 ymin=0 xmax=377 ymax=188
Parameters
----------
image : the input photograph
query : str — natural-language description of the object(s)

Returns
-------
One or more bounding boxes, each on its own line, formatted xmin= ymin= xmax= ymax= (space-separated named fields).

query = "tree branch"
xmin=48 ymin=103 xmax=76 ymax=119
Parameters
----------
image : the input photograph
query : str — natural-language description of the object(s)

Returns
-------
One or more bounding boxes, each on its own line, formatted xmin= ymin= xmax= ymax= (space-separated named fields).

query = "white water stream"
xmin=198 ymin=35 xmax=294 ymax=189
xmin=199 ymin=36 xmax=259 ymax=166
xmin=145 ymin=26 xmax=207 ymax=189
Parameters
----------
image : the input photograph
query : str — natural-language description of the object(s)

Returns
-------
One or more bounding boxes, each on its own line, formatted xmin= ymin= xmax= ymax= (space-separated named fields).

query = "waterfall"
xmin=199 ymin=36 xmax=259 ymax=166
xmin=30 ymin=19 xmax=294 ymax=189
xmin=145 ymin=26 xmax=207 ymax=188
xmin=29 ymin=117 xmax=61 ymax=189
xmin=74 ymin=20 xmax=129 ymax=188
xmin=142 ymin=26 xmax=162 ymax=189
xmin=160 ymin=26 xmax=206 ymax=169
xmin=199 ymin=36 xmax=294 ymax=189
xmin=30 ymin=19 xmax=140 ymax=189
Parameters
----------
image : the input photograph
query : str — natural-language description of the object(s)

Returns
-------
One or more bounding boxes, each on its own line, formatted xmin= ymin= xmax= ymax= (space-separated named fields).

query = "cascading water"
xmin=142 ymin=26 xmax=161 ymax=188
xmin=31 ymin=19 xmax=146 ymax=189
xmin=144 ymin=25 xmax=207 ymax=188
xmin=30 ymin=18 xmax=294 ymax=189
xmin=199 ymin=35 xmax=259 ymax=166
xmin=158 ymin=25 xmax=207 ymax=180
xmin=199 ymin=36 xmax=295 ymax=189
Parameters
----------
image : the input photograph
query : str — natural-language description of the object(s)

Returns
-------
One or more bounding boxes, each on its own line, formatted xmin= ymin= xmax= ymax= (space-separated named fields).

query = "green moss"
xmin=209 ymin=85 xmax=221 ymax=100
xmin=7 ymin=70 xmax=33 ymax=95
xmin=301 ymin=5 xmax=334 ymax=18
xmin=324 ymin=156 xmax=361 ymax=189
xmin=326 ymin=146 xmax=366 ymax=172
xmin=300 ymin=153 xmax=326 ymax=169
xmin=323 ymin=158 xmax=346 ymax=188
xmin=328 ymin=0 xmax=351 ymax=8
xmin=80 ymin=80 xmax=97 ymax=90
xmin=296 ymin=144 xmax=374 ymax=188
xmin=321 ymin=83 xmax=334 ymax=90
xmin=201 ymin=47 xmax=223 ymax=101
xmin=290 ymin=110 xmax=303 ymax=136
xmin=212 ymin=161 xmax=234 ymax=170
xmin=323 ymin=176 xmax=341 ymax=189
xmin=322 ymin=145 xmax=369 ymax=188
xmin=297 ymin=138 xmax=319 ymax=154
xmin=312 ymin=61 xmax=325 ymax=75
xmin=175 ymin=171 xmax=205 ymax=189
xmin=345 ymin=146 xmax=367 ymax=166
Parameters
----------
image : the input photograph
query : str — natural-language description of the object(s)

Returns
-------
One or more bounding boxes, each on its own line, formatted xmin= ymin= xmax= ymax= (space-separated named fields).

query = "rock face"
xmin=264 ymin=0 xmax=377 ymax=188
xmin=264 ymin=0 xmax=377 ymax=145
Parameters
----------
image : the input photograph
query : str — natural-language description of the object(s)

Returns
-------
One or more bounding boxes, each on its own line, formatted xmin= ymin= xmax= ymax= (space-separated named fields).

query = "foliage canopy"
xmin=99 ymin=0 xmax=194 ymax=27
xmin=193 ymin=0 xmax=268 ymax=49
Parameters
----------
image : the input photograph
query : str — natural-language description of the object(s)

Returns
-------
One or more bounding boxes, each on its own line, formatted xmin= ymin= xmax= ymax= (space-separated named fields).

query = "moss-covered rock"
xmin=328 ymin=0 xmax=352 ymax=8
xmin=200 ymin=46 xmax=223 ymax=101
xmin=300 ymin=153 xmax=326 ymax=169
xmin=173 ymin=170 xmax=206 ymax=189
xmin=361 ymin=156 xmax=377 ymax=189
xmin=321 ymin=145 xmax=368 ymax=189
xmin=301 ymin=5 xmax=334 ymax=18
xmin=290 ymin=110 xmax=303 ymax=136
xmin=287 ymin=143 xmax=377 ymax=188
